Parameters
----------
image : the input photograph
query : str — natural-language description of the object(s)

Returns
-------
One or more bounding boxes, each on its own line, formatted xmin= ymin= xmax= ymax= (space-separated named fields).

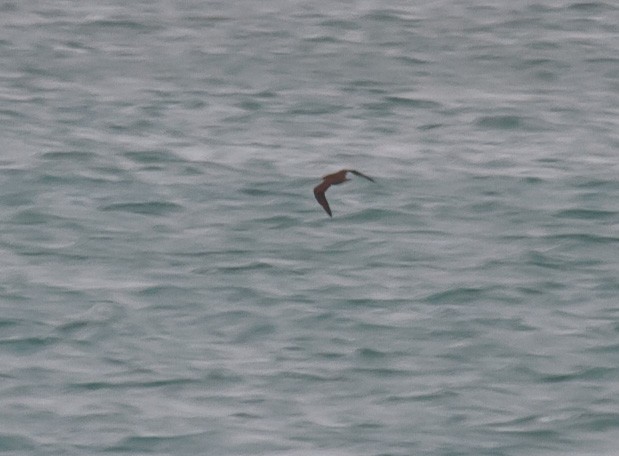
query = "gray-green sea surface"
xmin=1 ymin=1 xmax=618 ymax=455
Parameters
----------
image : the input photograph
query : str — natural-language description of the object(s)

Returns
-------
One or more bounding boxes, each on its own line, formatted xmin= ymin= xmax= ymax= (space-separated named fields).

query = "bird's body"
xmin=313 ymin=169 xmax=375 ymax=217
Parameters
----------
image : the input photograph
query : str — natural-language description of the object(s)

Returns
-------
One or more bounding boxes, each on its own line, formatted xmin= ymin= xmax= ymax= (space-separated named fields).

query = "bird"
xmin=313 ymin=169 xmax=375 ymax=217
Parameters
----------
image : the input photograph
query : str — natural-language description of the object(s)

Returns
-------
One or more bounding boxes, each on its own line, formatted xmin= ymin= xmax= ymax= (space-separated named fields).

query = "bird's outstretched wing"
xmin=348 ymin=170 xmax=375 ymax=182
xmin=313 ymin=181 xmax=332 ymax=217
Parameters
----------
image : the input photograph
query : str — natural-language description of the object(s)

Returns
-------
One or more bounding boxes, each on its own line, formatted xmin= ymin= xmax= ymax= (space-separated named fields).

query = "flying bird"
xmin=313 ymin=169 xmax=375 ymax=217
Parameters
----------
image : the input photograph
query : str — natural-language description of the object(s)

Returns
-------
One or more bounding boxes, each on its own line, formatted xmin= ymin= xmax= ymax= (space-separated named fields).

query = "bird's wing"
xmin=313 ymin=181 xmax=332 ymax=217
xmin=348 ymin=170 xmax=375 ymax=182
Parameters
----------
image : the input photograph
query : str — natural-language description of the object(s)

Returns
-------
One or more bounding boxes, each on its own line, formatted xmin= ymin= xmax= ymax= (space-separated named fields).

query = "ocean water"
xmin=1 ymin=1 xmax=618 ymax=455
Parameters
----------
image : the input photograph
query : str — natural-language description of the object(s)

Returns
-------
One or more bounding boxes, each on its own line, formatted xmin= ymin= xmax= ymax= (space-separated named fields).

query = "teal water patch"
xmin=423 ymin=287 xmax=490 ymax=305
xmin=0 ymin=335 xmax=58 ymax=355
xmin=475 ymin=115 xmax=529 ymax=130
xmin=100 ymin=201 xmax=183 ymax=215
xmin=1 ymin=2 xmax=618 ymax=455
xmin=40 ymin=151 xmax=97 ymax=162
xmin=123 ymin=150 xmax=186 ymax=164
xmin=554 ymin=208 xmax=617 ymax=220
xmin=105 ymin=433 xmax=218 ymax=454
xmin=384 ymin=96 xmax=442 ymax=109
xmin=0 ymin=434 xmax=36 ymax=451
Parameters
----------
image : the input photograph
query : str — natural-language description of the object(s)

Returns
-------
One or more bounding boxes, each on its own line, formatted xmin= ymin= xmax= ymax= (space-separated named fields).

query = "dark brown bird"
xmin=313 ymin=169 xmax=375 ymax=217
